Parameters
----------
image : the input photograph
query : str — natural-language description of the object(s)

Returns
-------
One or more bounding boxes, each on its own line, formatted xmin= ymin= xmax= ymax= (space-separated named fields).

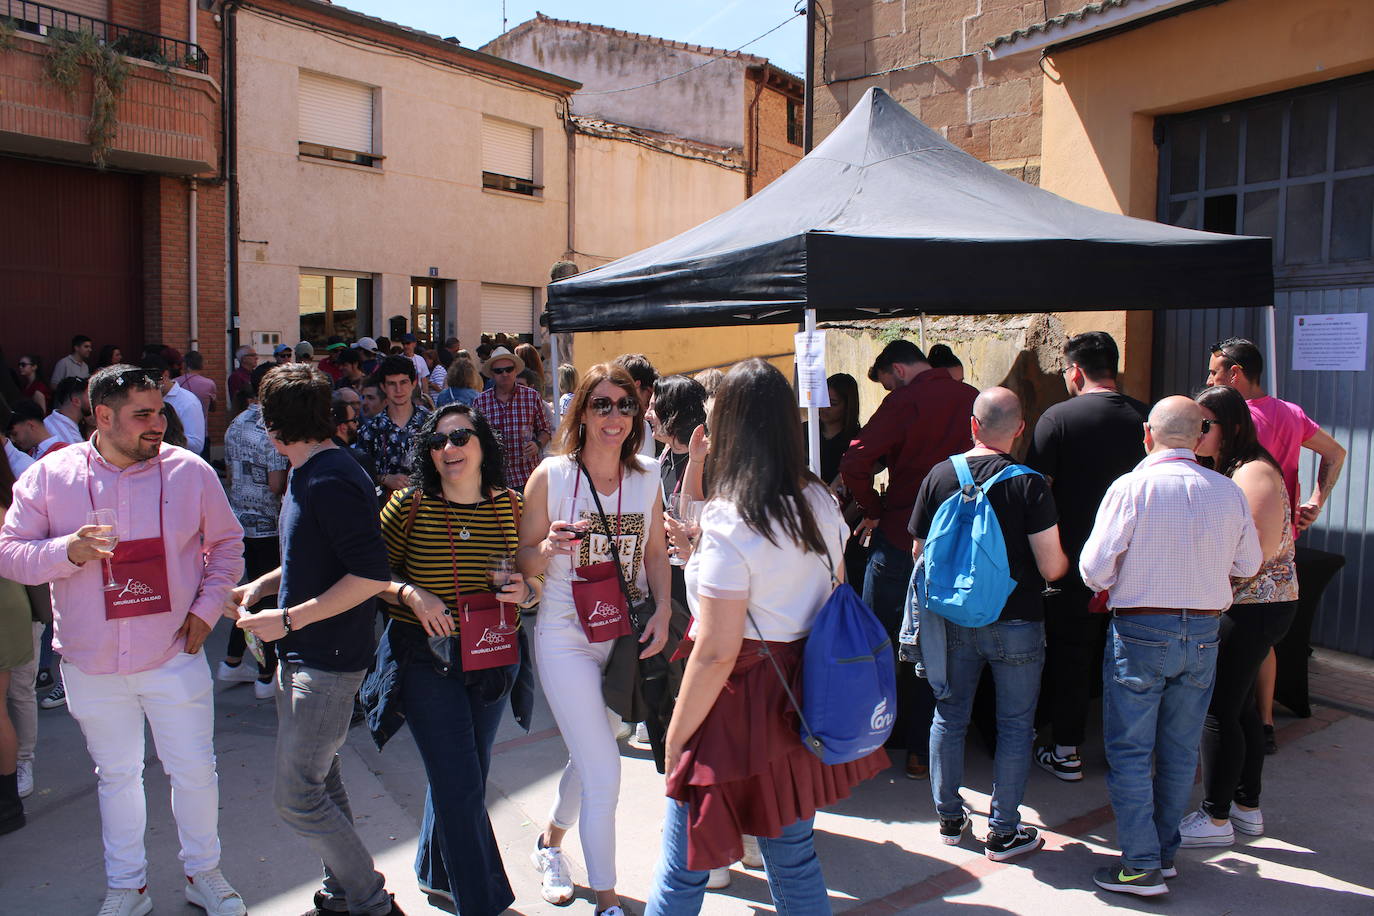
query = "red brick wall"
xmin=813 ymin=0 xmax=1076 ymax=183
xmin=749 ymin=82 xmax=804 ymax=192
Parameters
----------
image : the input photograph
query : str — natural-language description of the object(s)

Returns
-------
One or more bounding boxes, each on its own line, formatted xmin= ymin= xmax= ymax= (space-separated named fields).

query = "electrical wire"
xmin=576 ymin=9 xmax=805 ymax=96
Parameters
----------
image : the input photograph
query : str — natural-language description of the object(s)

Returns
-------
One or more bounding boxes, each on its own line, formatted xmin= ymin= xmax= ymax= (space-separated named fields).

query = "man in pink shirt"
xmin=1207 ymin=338 xmax=1346 ymax=533
xmin=0 ymin=365 xmax=247 ymax=916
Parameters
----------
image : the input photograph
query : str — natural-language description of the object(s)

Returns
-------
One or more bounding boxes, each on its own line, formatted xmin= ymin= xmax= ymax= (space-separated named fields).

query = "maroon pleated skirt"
xmin=666 ymin=637 xmax=889 ymax=871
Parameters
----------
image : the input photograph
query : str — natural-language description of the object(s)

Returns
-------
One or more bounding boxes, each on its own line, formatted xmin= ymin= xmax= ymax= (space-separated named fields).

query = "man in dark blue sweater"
xmin=228 ymin=364 xmax=403 ymax=916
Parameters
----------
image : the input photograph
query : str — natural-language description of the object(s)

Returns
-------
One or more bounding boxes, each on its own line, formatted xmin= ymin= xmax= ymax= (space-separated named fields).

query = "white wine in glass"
xmin=87 ymin=509 xmax=119 ymax=591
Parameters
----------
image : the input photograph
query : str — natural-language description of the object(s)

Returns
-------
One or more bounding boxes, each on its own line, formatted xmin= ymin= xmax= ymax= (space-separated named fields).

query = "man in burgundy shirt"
xmin=841 ymin=339 xmax=978 ymax=778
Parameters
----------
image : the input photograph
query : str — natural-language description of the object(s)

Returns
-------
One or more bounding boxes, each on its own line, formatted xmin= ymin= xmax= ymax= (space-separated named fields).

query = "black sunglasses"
xmin=491 ymin=365 xmax=516 ymax=375
xmin=1201 ymin=419 xmax=1217 ymax=434
xmin=589 ymin=396 xmax=638 ymax=417
xmin=426 ymin=428 xmax=476 ymax=450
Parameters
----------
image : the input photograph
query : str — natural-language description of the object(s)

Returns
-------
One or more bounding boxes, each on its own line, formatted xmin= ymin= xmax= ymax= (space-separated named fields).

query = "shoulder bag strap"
xmin=403 ymin=486 xmax=423 ymax=540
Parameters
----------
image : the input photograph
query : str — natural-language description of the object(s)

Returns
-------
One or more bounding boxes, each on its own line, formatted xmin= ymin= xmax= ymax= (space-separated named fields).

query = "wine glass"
xmin=558 ymin=496 xmax=590 ymax=541
xmin=87 ymin=509 xmax=119 ymax=591
xmin=485 ymin=555 xmax=519 ymax=636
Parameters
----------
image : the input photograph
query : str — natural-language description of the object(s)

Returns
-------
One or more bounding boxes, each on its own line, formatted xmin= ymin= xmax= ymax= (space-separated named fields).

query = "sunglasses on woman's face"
xmin=588 ymin=396 xmax=638 ymax=417
xmin=426 ymin=428 xmax=476 ymax=450
xmin=1201 ymin=419 xmax=1217 ymax=434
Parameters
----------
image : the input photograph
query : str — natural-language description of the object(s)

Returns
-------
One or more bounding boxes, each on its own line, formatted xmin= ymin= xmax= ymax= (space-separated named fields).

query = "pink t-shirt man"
xmin=1247 ymin=395 xmax=1318 ymax=531
xmin=181 ymin=372 xmax=217 ymax=424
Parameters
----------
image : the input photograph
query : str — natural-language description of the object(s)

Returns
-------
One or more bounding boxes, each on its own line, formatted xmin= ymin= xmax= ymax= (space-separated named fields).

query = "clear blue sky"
xmin=335 ymin=0 xmax=807 ymax=76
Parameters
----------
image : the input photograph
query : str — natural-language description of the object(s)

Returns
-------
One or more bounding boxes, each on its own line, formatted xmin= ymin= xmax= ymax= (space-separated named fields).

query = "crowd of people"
xmin=0 ymin=325 xmax=1347 ymax=916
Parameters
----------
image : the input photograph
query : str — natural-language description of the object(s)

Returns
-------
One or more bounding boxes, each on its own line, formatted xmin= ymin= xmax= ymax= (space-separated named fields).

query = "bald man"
xmin=909 ymin=387 xmax=1068 ymax=863
xmin=1080 ymin=396 xmax=1261 ymax=897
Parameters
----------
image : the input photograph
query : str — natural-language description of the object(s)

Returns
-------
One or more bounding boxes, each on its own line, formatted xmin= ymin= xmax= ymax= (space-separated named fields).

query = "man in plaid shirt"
xmin=474 ymin=347 xmax=551 ymax=490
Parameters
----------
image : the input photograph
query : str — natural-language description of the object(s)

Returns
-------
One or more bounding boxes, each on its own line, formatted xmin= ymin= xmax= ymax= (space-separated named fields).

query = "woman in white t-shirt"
xmin=645 ymin=358 xmax=887 ymax=915
xmin=516 ymin=362 xmax=671 ymax=916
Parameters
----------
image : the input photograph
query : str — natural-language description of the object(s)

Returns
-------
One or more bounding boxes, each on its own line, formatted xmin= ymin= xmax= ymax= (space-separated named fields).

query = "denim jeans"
xmin=1102 ymin=613 xmax=1220 ymax=870
xmin=405 ymin=655 xmax=514 ymax=915
xmin=930 ymin=619 xmax=1045 ymax=836
xmin=274 ymin=662 xmax=392 ymax=915
xmin=864 ymin=529 xmax=934 ymax=758
xmin=645 ymin=800 xmax=830 ymax=916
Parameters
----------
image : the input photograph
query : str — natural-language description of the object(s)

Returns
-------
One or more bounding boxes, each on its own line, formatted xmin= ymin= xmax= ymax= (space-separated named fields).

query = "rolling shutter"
xmin=45 ymin=1 xmax=109 ymax=19
xmin=482 ymin=118 xmax=534 ymax=180
xmin=481 ymin=284 xmax=535 ymax=335
xmin=298 ymin=71 xmax=374 ymax=154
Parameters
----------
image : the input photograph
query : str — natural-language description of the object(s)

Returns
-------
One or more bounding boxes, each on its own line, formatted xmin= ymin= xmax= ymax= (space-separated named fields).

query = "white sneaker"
xmin=216 ymin=661 xmax=258 ymax=685
xmin=185 ymin=869 xmax=246 ymax=916
xmin=1230 ymin=805 xmax=1264 ymax=836
xmin=531 ymin=841 xmax=575 ymax=905
xmin=1178 ymin=808 xmax=1234 ymax=847
xmin=706 ymin=867 xmax=731 ymax=889
xmin=607 ymin=708 xmax=631 ymax=740
xmin=739 ymin=834 xmax=763 ymax=869
xmin=97 ymin=887 xmax=153 ymax=916
xmin=630 ymin=722 xmax=651 ymax=748
xmin=253 ymin=678 xmax=276 ymax=700
xmin=16 ymin=760 xmax=33 ymax=798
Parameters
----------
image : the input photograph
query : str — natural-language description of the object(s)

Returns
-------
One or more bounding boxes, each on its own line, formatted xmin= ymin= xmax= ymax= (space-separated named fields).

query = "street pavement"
xmin=4 ymin=616 xmax=1373 ymax=915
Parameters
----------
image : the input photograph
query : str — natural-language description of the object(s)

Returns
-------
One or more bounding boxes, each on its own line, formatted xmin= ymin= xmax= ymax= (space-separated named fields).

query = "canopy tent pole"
xmin=806 ymin=308 xmax=821 ymax=476
xmin=551 ymin=332 xmax=562 ymax=422
xmin=1266 ymin=304 xmax=1279 ymax=399
xmin=919 ymin=312 xmax=927 ymax=351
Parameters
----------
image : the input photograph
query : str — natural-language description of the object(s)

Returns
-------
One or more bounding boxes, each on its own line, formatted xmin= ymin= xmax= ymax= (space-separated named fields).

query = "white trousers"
xmin=63 ymin=650 xmax=221 ymax=888
xmin=535 ymin=613 xmax=621 ymax=891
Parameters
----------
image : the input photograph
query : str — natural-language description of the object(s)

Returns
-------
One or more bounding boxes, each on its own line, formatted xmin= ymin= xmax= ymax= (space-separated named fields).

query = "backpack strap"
xmin=979 ymin=463 xmax=1041 ymax=495
xmin=951 ymin=454 xmax=975 ymax=489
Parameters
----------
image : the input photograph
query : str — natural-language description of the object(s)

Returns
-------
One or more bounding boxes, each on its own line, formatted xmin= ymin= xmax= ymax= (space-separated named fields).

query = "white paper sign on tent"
xmin=795 ymin=331 xmax=830 ymax=408
xmin=1292 ymin=313 xmax=1367 ymax=372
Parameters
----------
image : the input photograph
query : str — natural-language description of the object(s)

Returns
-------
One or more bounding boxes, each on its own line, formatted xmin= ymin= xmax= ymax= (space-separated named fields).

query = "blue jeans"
xmin=930 ymin=619 xmax=1045 ymax=836
xmin=405 ymin=656 xmax=513 ymax=914
xmin=864 ymin=529 xmax=934 ymax=757
xmin=1103 ymin=613 xmax=1221 ymax=870
xmin=274 ymin=663 xmax=392 ymax=916
xmin=645 ymin=800 xmax=830 ymax=916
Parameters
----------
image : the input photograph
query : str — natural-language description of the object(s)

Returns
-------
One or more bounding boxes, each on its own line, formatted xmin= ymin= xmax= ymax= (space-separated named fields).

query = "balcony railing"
xmin=1 ymin=0 xmax=208 ymax=73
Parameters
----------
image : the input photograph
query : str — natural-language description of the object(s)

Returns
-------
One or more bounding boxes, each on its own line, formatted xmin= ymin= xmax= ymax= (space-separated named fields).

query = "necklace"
xmin=447 ymin=498 xmax=483 ymax=540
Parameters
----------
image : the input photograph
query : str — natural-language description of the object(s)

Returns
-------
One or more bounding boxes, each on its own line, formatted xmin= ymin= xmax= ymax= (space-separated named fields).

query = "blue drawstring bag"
xmin=752 ymin=560 xmax=896 ymax=766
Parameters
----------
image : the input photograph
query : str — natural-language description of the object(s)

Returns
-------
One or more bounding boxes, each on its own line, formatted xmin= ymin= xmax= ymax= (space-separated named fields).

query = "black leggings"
xmin=225 ymin=536 xmax=281 ymax=678
xmin=1200 ymin=600 xmax=1297 ymax=819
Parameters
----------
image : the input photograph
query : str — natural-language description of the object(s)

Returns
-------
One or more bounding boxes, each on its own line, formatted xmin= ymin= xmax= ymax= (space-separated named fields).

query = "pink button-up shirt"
xmin=0 ymin=438 xmax=244 ymax=676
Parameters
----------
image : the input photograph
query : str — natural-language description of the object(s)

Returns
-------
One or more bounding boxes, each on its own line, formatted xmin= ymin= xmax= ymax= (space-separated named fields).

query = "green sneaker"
xmin=1093 ymin=863 xmax=1169 ymax=897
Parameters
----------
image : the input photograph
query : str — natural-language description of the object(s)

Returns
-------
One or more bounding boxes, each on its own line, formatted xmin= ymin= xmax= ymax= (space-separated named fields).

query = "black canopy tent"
xmin=545 ymin=87 xmax=1273 ymax=333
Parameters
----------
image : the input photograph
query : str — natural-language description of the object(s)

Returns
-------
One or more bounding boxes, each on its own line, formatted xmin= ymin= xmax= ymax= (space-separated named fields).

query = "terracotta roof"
xmin=489 ymin=12 xmax=770 ymax=66
xmin=989 ymin=0 xmax=1140 ymax=50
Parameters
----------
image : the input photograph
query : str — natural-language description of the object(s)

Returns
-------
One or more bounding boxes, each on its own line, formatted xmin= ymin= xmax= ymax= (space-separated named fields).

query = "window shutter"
xmin=481 ymin=284 xmax=536 ymax=335
xmin=482 ymin=118 xmax=534 ymax=180
xmin=45 ymin=1 xmax=109 ymax=20
xmin=298 ymin=71 xmax=374 ymax=154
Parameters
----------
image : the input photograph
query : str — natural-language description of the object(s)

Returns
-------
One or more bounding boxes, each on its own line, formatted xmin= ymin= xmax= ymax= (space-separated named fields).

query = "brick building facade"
xmin=0 ymin=0 xmax=227 ymax=438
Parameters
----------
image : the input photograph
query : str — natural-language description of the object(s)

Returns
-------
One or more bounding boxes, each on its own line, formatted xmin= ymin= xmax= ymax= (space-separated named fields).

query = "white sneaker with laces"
xmin=531 ymin=841 xmax=575 ymax=905
xmin=707 ymin=867 xmax=731 ymax=889
xmin=16 ymin=760 xmax=33 ymax=798
xmin=1230 ymin=805 xmax=1264 ymax=836
xmin=216 ymin=661 xmax=258 ymax=685
xmin=1178 ymin=808 xmax=1234 ymax=847
xmin=184 ymin=868 xmax=247 ymax=916
xmin=253 ymin=678 xmax=276 ymax=700
xmin=630 ymin=722 xmax=651 ymax=747
xmin=739 ymin=834 xmax=763 ymax=869
xmin=97 ymin=887 xmax=153 ymax=916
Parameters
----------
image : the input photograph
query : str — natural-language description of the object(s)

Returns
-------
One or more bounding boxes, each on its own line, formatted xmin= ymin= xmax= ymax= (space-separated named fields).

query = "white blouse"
xmin=686 ymin=482 xmax=848 ymax=642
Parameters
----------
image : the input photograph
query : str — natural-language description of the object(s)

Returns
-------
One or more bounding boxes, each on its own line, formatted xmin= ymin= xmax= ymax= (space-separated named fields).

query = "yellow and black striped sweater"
xmin=379 ymin=488 xmax=522 ymax=628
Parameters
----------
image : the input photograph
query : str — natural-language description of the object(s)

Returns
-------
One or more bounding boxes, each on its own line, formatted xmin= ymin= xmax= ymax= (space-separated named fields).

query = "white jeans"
xmin=63 ymin=650 xmax=221 ymax=888
xmin=535 ymin=612 xmax=620 ymax=891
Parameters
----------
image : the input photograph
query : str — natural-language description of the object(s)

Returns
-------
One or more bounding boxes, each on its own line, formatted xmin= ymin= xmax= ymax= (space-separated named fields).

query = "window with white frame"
xmin=481 ymin=284 xmax=536 ymax=336
xmin=482 ymin=117 xmax=538 ymax=196
xmin=298 ymin=71 xmax=379 ymax=167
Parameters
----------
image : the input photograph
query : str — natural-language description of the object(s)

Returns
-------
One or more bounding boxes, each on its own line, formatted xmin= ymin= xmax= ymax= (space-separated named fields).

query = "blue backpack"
xmin=922 ymin=454 xmax=1040 ymax=628
xmin=752 ymin=560 xmax=897 ymax=766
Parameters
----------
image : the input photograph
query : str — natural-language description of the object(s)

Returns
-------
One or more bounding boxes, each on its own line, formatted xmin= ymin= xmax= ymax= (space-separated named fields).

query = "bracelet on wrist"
xmin=282 ymin=609 xmax=294 ymax=634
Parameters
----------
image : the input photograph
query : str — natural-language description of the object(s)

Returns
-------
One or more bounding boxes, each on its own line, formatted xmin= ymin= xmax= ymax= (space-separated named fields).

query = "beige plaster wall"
xmin=234 ymin=8 xmax=570 ymax=351
xmin=568 ymin=131 xmax=796 ymax=380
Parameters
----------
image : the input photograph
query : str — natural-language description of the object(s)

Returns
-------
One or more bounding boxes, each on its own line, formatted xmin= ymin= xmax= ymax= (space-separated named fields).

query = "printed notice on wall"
xmin=1292 ymin=313 xmax=1368 ymax=371
xmin=795 ymin=331 xmax=830 ymax=407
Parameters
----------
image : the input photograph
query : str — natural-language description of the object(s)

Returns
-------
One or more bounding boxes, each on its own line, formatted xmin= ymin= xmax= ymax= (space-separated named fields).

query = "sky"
xmin=334 ymin=0 xmax=807 ymax=76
